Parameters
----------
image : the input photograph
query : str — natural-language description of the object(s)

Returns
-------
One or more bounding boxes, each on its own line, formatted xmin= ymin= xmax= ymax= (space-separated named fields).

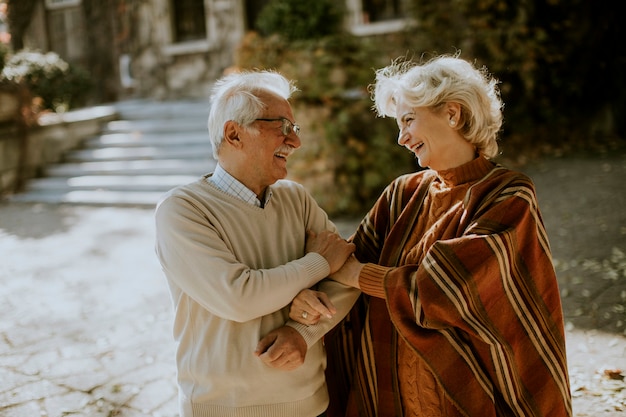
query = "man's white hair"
xmin=207 ymin=70 xmax=298 ymax=158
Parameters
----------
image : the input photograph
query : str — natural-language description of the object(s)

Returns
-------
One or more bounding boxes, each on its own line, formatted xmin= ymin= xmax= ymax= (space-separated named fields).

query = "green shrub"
xmin=407 ymin=0 xmax=625 ymax=156
xmin=236 ymin=32 xmax=416 ymax=216
xmin=1 ymin=49 xmax=93 ymax=112
xmin=322 ymin=98 xmax=417 ymax=215
xmin=256 ymin=0 xmax=344 ymax=41
xmin=0 ymin=42 xmax=8 ymax=73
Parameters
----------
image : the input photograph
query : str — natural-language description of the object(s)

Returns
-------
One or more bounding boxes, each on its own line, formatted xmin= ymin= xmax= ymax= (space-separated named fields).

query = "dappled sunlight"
xmin=567 ymin=328 xmax=626 ymax=415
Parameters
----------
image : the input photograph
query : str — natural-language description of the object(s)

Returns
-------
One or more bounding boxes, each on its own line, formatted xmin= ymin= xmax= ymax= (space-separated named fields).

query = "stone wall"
xmin=127 ymin=0 xmax=245 ymax=99
xmin=0 ymin=89 xmax=117 ymax=196
xmin=0 ymin=88 xmax=24 ymax=195
xmin=20 ymin=0 xmax=246 ymax=102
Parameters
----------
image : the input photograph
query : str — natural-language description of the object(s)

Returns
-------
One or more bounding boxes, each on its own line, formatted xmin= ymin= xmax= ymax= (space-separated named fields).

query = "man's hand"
xmin=290 ymin=288 xmax=336 ymax=325
xmin=305 ymin=230 xmax=355 ymax=274
xmin=254 ymin=326 xmax=307 ymax=371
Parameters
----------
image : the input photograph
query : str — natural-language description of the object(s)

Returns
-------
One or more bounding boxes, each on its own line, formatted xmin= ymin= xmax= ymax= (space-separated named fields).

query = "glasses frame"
xmin=255 ymin=117 xmax=300 ymax=136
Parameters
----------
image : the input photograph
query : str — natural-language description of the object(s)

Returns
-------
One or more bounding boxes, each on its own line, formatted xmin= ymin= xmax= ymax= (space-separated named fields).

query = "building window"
xmin=362 ymin=0 xmax=406 ymax=23
xmin=172 ymin=0 xmax=207 ymax=42
xmin=46 ymin=4 xmax=85 ymax=65
xmin=45 ymin=0 xmax=81 ymax=9
xmin=347 ymin=0 xmax=412 ymax=36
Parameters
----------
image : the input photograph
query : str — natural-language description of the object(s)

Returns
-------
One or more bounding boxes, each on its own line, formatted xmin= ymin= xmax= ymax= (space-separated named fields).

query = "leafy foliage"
xmin=256 ymin=0 xmax=344 ymax=41
xmin=407 ymin=0 xmax=625 ymax=154
xmin=0 ymin=41 xmax=8 ymax=73
xmin=236 ymin=32 xmax=416 ymax=216
xmin=1 ymin=50 xmax=93 ymax=111
xmin=238 ymin=0 xmax=626 ymax=214
xmin=323 ymin=98 xmax=417 ymax=214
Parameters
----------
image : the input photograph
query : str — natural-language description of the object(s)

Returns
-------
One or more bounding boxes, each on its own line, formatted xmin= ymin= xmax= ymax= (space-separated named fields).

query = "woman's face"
xmin=395 ymin=96 xmax=473 ymax=171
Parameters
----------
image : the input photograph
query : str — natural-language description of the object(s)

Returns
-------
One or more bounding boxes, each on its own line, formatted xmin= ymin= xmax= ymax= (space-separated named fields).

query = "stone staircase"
xmin=10 ymin=99 xmax=216 ymax=207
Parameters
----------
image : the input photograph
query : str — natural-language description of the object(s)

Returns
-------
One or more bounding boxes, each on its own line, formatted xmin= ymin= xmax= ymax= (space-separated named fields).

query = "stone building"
xmin=18 ymin=0 xmax=410 ymax=101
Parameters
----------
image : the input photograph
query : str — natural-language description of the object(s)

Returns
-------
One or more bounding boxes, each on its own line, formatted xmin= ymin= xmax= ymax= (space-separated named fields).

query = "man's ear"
xmin=223 ymin=121 xmax=242 ymax=147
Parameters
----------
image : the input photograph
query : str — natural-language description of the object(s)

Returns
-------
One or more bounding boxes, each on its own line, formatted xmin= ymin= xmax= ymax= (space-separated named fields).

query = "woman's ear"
xmin=446 ymin=102 xmax=462 ymax=125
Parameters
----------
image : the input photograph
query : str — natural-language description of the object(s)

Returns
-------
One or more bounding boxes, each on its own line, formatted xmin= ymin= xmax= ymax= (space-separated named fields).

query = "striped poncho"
xmin=325 ymin=156 xmax=571 ymax=417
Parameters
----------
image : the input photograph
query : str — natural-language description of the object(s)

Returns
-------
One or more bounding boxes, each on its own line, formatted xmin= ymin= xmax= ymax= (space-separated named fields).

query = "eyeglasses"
xmin=255 ymin=117 xmax=300 ymax=136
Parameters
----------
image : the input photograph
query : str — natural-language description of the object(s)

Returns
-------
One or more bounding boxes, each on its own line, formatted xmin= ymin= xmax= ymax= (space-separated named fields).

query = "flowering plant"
xmin=1 ymin=49 xmax=92 ymax=111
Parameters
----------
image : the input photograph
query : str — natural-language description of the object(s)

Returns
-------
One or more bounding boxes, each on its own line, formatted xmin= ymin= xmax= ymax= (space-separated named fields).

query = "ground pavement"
xmin=1 ymin=150 xmax=625 ymax=416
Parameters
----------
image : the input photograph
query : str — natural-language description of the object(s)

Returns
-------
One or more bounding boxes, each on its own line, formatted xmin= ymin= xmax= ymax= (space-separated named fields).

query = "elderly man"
xmin=155 ymin=70 xmax=360 ymax=417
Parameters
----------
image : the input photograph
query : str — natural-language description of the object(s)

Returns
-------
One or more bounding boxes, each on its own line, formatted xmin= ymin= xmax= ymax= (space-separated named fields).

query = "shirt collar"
xmin=210 ymin=163 xmax=272 ymax=208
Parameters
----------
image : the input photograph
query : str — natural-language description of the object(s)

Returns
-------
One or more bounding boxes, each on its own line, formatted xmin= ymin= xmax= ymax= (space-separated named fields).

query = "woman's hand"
xmin=329 ymin=255 xmax=363 ymax=289
xmin=289 ymin=288 xmax=336 ymax=325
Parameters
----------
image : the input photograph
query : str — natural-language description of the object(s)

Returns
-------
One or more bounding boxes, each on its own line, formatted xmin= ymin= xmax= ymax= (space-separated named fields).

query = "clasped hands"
xmin=255 ymin=229 xmax=363 ymax=371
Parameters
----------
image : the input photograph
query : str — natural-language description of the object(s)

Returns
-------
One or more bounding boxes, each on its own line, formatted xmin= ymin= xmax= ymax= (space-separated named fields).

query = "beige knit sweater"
xmin=155 ymin=176 xmax=359 ymax=417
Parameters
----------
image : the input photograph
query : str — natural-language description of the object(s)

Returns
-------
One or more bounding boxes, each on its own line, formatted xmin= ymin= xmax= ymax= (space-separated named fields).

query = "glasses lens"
xmin=281 ymin=119 xmax=300 ymax=136
xmin=281 ymin=119 xmax=290 ymax=135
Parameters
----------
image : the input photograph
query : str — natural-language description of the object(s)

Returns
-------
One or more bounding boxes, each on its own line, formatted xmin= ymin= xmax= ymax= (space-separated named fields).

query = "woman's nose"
xmin=397 ymin=130 xmax=408 ymax=146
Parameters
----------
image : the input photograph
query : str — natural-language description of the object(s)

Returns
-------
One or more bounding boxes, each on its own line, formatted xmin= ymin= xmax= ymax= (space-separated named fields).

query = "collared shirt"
xmin=209 ymin=163 xmax=272 ymax=208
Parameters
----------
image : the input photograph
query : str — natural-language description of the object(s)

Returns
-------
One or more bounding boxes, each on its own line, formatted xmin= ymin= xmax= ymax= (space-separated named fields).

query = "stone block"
xmin=0 ymin=91 xmax=19 ymax=123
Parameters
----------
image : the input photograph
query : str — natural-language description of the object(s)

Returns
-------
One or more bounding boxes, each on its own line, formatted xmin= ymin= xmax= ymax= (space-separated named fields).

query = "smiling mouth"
xmin=411 ymin=142 xmax=424 ymax=152
xmin=274 ymin=146 xmax=294 ymax=160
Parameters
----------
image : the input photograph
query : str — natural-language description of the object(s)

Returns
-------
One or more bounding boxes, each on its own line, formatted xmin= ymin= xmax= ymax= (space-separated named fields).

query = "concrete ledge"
xmin=37 ymin=105 xmax=119 ymax=126
xmin=0 ymin=105 xmax=119 ymax=195
xmin=0 ymin=90 xmax=20 ymax=123
xmin=33 ymin=105 xmax=119 ymax=163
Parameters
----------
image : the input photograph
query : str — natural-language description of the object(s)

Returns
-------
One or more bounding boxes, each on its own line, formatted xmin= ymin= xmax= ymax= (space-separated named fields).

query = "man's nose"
xmin=287 ymin=131 xmax=301 ymax=148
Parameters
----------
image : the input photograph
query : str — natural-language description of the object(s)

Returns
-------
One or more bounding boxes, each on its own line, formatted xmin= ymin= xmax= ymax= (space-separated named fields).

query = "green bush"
xmin=407 ymin=0 xmax=625 ymax=156
xmin=256 ymin=0 xmax=344 ymax=41
xmin=0 ymin=42 xmax=8 ymax=73
xmin=323 ymin=98 xmax=417 ymax=215
xmin=0 ymin=49 xmax=93 ymax=112
xmin=236 ymin=32 xmax=416 ymax=216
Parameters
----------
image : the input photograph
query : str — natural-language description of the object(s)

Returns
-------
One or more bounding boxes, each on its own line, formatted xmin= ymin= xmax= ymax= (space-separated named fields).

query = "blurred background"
xmin=1 ymin=0 xmax=624 ymax=217
xmin=0 ymin=2 xmax=625 ymax=415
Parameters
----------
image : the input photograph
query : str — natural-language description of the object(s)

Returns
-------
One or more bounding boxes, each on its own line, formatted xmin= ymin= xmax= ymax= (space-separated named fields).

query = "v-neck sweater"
xmin=155 ymin=176 xmax=360 ymax=417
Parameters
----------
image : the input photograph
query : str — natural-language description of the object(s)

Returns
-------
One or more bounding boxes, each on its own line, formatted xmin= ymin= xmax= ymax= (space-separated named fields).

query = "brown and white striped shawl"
xmin=324 ymin=157 xmax=572 ymax=417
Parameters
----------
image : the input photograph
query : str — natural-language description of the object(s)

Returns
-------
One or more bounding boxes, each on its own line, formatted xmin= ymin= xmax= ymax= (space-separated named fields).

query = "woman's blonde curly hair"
xmin=370 ymin=53 xmax=503 ymax=158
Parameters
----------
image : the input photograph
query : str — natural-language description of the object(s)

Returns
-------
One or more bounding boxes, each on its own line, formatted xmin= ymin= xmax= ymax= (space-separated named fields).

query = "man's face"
xmin=238 ymin=93 xmax=301 ymax=195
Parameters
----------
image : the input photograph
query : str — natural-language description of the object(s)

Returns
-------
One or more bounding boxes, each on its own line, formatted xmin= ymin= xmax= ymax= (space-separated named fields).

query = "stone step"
xmin=45 ymin=159 xmax=214 ymax=177
xmin=83 ymin=131 xmax=209 ymax=148
xmin=110 ymin=99 xmax=211 ymax=121
xmin=64 ymin=145 xmax=212 ymax=162
xmin=103 ymin=118 xmax=207 ymax=134
xmin=9 ymin=189 xmax=166 ymax=207
xmin=24 ymin=175 xmax=198 ymax=192
xmin=11 ymin=99 xmax=216 ymax=206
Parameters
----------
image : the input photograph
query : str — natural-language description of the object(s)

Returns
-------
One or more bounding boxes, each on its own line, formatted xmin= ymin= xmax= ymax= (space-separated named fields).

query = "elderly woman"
xmin=292 ymin=55 xmax=572 ymax=417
